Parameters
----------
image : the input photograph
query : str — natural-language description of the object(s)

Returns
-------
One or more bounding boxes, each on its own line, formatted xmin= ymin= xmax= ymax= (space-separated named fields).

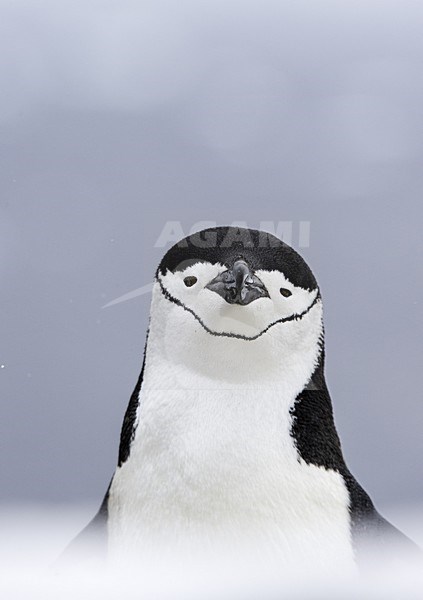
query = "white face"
xmin=157 ymin=260 xmax=320 ymax=340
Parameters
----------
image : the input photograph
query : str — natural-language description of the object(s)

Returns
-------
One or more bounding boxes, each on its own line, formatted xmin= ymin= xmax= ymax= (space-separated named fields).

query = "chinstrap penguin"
xmin=67 ymin=226 xmax=418 ymax=573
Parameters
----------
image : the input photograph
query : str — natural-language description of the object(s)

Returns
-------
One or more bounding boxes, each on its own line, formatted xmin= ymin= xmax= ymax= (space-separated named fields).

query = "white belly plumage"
xmin=108 ymin=387 xmax=355 ymax=572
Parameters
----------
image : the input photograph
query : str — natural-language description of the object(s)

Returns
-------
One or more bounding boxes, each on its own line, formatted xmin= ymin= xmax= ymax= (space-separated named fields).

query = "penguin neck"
xmin=141 ymin=287 xmax=324 ymax=398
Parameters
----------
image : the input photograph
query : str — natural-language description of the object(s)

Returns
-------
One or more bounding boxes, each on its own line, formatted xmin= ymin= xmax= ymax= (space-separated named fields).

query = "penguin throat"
xmin=157 ymin=275 xmax=321 ymax=341
xmin=142 ymin=287 xmax=324 ymax=392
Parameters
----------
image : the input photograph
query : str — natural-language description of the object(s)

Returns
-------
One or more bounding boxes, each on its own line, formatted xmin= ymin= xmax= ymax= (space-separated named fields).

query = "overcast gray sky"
xmin=1 ymin=0 xmax=422 ymax=513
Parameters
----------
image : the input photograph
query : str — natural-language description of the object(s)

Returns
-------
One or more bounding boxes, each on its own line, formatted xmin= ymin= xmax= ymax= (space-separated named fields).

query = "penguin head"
xmin=155 ymin=226 xmax=321 ymax=342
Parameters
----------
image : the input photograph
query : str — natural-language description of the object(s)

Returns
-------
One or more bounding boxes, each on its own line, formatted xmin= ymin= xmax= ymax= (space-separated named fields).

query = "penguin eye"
xmin=280 ymin=288 xmax=292 ymax=297
xmin=184 ymin=276 xmax=198 ymax=287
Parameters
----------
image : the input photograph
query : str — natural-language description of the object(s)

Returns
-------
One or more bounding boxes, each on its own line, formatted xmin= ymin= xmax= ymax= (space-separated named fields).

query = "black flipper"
xmin=118 ymin=346 xmax=147 ymax=467
xmin=290 ymin=350 xmax=420 ymax=565
xmin=58 ymin=482 xmax=110 ymax=567
xmin=60 ymin=339 xmax=148 ymax=565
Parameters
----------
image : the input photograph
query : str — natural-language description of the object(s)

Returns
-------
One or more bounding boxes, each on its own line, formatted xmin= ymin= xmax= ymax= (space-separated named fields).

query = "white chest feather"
xmin=108 ymin=287 xmax=354 ymax=571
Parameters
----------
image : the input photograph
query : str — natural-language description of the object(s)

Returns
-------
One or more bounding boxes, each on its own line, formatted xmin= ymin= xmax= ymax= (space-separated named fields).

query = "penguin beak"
xmin=205 ymin=259 xmax=269 ymax=306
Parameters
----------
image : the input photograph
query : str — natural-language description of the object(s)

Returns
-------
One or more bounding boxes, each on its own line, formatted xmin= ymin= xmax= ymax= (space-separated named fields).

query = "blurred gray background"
xmin=1 ymin=0 xmax=422 ymax=516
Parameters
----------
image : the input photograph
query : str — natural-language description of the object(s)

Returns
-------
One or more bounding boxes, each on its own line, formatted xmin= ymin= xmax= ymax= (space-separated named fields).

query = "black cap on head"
xmin=157 ymin=226 xmax=317 ymax=291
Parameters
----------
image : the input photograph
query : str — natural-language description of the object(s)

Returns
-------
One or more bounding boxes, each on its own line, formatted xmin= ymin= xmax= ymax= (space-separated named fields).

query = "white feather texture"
xmin=108 ymin=263 xmax=355 ymax=573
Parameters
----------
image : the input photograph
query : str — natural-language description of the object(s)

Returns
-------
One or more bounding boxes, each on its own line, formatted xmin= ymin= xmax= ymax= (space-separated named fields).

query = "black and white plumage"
xmin=69 ymin=226 xmax=417 ymax=571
